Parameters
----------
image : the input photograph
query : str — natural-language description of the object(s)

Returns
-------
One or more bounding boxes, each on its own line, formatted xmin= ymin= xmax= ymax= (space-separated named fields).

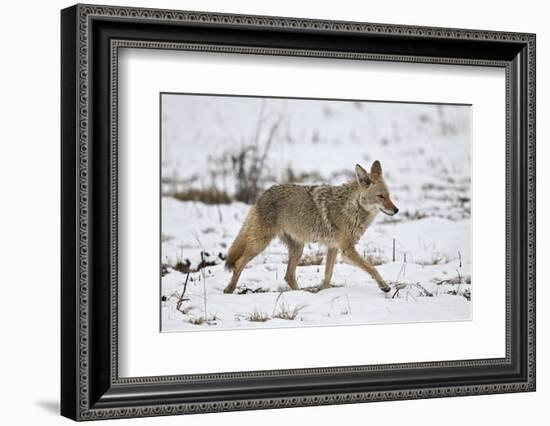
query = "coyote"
xmin=224 ymin=161 xmax=399 ymax=294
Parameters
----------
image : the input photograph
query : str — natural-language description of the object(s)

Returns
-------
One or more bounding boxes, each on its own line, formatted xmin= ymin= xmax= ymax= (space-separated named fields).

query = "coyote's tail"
xmin=225 ymin=228 xmax=247 ymax=271
xmin=226 ymin=208 xmax=257 ymax=271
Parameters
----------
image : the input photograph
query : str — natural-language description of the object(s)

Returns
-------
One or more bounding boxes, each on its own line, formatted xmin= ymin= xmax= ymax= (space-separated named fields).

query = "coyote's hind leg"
xmin=281 ymin=234 xmax=304 ymax=290
xmin=224 ymin=235 xmax=273 ymax=294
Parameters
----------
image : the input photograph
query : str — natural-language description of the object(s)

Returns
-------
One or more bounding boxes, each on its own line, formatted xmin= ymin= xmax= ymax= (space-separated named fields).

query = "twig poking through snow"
xmin=272 ymin=291 xmax=285 ymax=317
xmin=412 ymin=282 xmax=434 ymax=297
xmin=395 ymin=263 xmax=406 ymax=283
xmin=176 ymin=271 xmax=191 ymax=312
xmin=216 ymin=203 xmax=223 ymax=224
xmin=455 ymin=268 xmax=462 ymax=294
xmin=406 ymin=291 xmax=418 ymax=303
xmin=192 ymin=231 xmax=209 ymax=323
xmin=392 ymin=283 xmax=407 ymax=299
xmin=329 ymin=294 xmax=352 ymax=315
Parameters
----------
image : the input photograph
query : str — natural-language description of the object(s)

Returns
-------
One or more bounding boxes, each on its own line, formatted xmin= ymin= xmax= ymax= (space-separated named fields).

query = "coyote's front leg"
xmin=341 ymin=246 xmax=391 ymax=293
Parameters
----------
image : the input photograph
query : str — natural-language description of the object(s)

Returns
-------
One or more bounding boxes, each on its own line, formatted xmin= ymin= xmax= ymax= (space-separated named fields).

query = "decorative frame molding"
xmin=61 ymin=4 xmax=535 ymax=421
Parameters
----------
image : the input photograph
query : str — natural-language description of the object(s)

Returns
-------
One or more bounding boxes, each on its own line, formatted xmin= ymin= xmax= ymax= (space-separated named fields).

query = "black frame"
xmin=61 ymin=4 xmax=536 ymax=421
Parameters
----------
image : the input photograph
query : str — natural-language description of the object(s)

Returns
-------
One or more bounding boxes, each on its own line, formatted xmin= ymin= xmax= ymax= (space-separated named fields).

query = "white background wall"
xmin=0 ymin=0 xmax=546 ymax=424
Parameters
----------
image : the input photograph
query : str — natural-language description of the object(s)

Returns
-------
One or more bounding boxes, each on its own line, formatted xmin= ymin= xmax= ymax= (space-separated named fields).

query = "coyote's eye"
xmin=377 ymin=195 xmax=384 ymax=199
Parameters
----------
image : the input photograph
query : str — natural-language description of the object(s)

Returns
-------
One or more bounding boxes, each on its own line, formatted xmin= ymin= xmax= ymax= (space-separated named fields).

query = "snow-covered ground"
xmin=160 ymin=95 xmax=472 ymax=332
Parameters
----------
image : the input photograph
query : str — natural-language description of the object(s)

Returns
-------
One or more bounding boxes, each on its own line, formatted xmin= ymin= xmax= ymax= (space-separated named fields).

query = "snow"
xmin=160 ymin=95 xmax=472 ymax=332
xmin=161 ymin=199 xmax=471 ymax=332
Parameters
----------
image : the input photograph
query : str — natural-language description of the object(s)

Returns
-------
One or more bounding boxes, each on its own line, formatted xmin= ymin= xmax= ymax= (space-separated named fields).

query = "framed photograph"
xmin=61 ymin=4 xmax=536 ymax=421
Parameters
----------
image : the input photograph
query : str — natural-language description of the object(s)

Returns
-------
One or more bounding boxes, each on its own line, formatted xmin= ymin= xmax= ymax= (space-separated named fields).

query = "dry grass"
xmin=364 ymin=246 xmax=387 ymax=266
xmin=273 ymin=303 xmax=306 ymax=320
xmin=433 ymin=273 xmax=471 ymax=286
xmin=187 ymin=314 xmax=218 ymax=326
xmin=246 ymin=310 xmax=271 ymax=322
xmin=283 ymin=167 xmax=323 ymax=184
xmin=416 ymin=252 xmax=449 ymax=266
xmin=298 ymin=251 xmax=324 ymax=266
xmin=187 ymin=317 xmax=206 ymax=325
xmin=171 ymin=188 xmax=231 ymax=205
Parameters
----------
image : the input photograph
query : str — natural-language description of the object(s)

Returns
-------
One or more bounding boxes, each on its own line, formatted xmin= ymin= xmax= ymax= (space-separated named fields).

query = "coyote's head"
xmin=354 ymin=161 xmax=399 ymax=216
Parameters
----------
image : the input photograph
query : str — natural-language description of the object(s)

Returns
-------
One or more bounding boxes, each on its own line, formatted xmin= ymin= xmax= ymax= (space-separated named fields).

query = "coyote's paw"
xmin=223 ymin=285 xmax=235 ymax=294
xmin=284 ymin=277 xmax=300 ymax=291
xmin=379 ymin=283 xmax=391 ymax=293
xmin=318 ymin=282 xmax=332 ymax=291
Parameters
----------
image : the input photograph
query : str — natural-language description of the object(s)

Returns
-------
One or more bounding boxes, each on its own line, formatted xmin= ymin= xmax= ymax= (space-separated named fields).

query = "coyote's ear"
xmin=370 ymin=160 xmax=382 ymax=178
xmin=355 ymin=164 xmax=372 ymax=187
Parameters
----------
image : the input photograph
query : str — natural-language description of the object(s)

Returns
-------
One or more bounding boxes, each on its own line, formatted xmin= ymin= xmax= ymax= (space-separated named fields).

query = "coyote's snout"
xmin=224 ymin=161 xmax=398 ymax=294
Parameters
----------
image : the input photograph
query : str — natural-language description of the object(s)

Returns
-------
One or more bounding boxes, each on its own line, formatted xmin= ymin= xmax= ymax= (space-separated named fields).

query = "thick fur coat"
xmin=224 ymin=161 xmax=398 ymax=294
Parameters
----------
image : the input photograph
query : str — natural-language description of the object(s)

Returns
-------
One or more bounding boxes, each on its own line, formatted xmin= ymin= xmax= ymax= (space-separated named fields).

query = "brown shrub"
xmin=171 ymin=188 xmax=231 ymax=205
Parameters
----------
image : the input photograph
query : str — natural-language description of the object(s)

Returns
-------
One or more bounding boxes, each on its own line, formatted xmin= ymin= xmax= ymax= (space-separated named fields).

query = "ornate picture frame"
xmin=61 ymin=4 xmax=535 ymax=420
